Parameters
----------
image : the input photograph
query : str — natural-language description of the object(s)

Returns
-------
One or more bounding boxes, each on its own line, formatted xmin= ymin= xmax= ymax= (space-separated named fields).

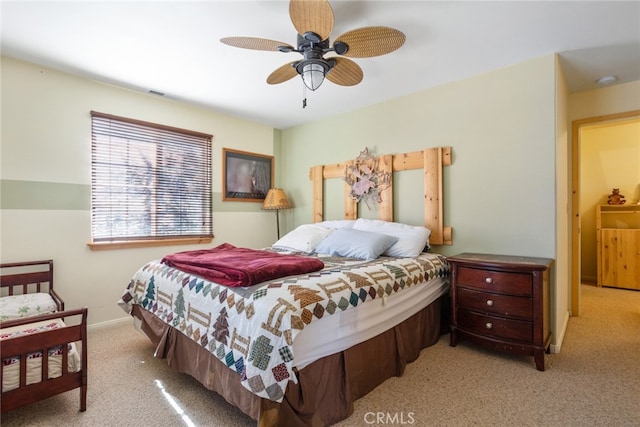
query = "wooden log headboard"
xmin=309 ymin=147 xmax=452 ymax=245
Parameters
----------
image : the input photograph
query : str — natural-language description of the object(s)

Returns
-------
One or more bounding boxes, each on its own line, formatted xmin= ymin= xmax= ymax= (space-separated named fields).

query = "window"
xmin=90 ymin=111 xmax=213 ymax=246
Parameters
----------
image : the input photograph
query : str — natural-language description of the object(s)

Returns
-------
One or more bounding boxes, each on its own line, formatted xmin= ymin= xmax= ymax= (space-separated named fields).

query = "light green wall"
xmin=0 ymin=56 xmax=277 ymax=325
xmin=280 ymin=55 xmax=558 ymax=258
xmin=279 ymin=54 xmax=563 ymax=344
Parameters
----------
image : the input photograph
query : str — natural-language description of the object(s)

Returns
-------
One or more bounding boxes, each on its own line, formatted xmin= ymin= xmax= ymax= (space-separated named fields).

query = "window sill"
xmin=87 ymin=237 xmax=213 ymax=251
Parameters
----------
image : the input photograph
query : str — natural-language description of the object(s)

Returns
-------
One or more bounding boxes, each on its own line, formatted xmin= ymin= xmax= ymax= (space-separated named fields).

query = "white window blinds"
xmin=90 ymin=111 xmax=213 ymax=242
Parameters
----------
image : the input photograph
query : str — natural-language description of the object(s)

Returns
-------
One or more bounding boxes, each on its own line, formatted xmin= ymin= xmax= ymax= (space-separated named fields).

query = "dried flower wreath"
xmin=343 ymin=147 xmax=391 ymax=210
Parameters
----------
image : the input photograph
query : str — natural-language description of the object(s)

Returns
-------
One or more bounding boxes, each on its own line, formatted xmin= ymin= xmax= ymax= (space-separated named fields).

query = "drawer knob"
xmin=485 ymin=277 xmax=493 ymax=284
xmin=485 ymin=322 xmax=493 ymax=329
xmin=486 ymin=299 xmax=494 ymax=307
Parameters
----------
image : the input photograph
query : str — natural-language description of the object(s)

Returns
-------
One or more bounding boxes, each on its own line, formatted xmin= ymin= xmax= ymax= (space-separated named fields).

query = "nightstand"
xmin=448 ymin=253 xmax=554 ymax=371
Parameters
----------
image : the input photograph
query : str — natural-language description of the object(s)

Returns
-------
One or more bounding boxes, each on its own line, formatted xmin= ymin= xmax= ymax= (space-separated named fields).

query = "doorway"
xmin=571 ymin=109 xmax=640 ymax=315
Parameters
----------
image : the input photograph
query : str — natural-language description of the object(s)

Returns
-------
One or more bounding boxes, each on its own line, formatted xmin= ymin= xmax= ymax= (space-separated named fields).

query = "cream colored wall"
xmin=568 ymin=81 xmax=640 ymax=308
xmin=569 ymin=81 xmax=640 ymax=121
xmin=280 ymin=55 xmax=565 ymax=344
xmin=554 ymin=55 xmax=570 ymax=351
xmin=1 ymin=56 xmax=277 ymax=326
xmin=580 ymin=120 xmax=640 ymax=282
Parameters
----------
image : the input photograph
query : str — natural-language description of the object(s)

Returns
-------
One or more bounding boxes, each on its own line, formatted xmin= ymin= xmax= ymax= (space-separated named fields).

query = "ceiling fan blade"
xmin=289 ymin=0 xmax=334 ymax=42
xmin=334 ymin=26 xmax=406 ymax=58
xmin=267 ymin=63 xmax=299 ymax=85
xmin=221 ymin=36 xmax=293 ymax=52
xmin=325 ymin=57 xmax=363 ymax=86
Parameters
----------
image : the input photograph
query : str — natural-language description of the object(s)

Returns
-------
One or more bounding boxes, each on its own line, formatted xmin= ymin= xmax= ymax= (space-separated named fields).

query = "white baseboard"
xmin=88 ymin=316 xmax=131 ymax=332
xmin=550 ymin=310 xmax=570 ymax=354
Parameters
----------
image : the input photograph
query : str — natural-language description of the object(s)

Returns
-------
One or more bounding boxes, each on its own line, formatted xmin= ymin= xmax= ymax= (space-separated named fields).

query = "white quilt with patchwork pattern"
xmin=118 ymin=250 xmax=449 ymax=402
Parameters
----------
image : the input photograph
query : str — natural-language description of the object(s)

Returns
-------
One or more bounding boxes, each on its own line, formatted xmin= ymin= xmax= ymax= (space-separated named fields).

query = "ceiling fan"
xmin=220 ymin=0 xmax=405 ymax=96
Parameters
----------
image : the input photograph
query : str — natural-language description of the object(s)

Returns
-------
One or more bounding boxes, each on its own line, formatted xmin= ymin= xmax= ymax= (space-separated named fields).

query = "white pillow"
xmin=314 ymin=228 xmax=398 ymax=260
xmin=272 ymin=224 xmax=335 ymax=253
xmin=315 ymin=220 xmax=356 ymax=229
xmin=353 ymin=218 xmax=431 ymax=257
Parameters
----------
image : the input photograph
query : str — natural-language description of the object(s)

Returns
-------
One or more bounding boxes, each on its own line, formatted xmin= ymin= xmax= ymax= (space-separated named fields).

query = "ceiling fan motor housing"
xmin=295 ymin=35 xmax=336 ymax=77
xmin=296 ymin=33 xmax=328 ymax=52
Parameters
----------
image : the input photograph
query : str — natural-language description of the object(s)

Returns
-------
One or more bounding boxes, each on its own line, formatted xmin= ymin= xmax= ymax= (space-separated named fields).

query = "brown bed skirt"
xmin=131 ymin=295 xmax=445 ymax=426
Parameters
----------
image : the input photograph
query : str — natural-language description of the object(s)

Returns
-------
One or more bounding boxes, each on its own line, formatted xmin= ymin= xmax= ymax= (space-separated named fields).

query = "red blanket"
xmin=161 ymin=243 xmax=325 ymax=287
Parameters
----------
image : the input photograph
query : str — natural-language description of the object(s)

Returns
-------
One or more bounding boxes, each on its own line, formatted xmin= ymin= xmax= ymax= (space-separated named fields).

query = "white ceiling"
xmin=2 ymin=1 xmax=639 ymax=130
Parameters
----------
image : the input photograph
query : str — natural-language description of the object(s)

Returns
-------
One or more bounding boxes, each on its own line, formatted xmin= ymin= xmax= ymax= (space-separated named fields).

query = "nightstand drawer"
xmin=457 ymin=287 xmax=533 ymax=319
xmin=458 ymin=309 xmax=532 ymax=343
xmin=457 ymin=266 xmax=532 ymax=295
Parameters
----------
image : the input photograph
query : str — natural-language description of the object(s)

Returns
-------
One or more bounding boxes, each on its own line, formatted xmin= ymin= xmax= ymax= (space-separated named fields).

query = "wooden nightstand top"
xmin=447 ymin=253 xmax=554 ymax=271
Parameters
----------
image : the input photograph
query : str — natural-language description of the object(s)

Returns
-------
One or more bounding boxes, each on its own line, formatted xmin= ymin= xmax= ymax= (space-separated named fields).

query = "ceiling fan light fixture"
xmin=300 ymin=61 xmax=328 ymax=91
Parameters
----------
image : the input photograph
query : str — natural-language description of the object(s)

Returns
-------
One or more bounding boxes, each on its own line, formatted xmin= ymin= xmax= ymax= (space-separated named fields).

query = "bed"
xmin=118 ymin=147 xmax=452 ymax=426
xmin=0 ymin=260 xmax=88 ymax=414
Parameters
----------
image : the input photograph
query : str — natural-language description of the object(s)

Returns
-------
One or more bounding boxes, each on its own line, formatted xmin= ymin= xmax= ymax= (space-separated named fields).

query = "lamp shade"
xmin=262 ymin=188 xmax=292 ymax=210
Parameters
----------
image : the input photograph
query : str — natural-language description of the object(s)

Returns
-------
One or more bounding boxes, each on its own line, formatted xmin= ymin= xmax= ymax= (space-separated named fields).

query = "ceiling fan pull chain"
xmin=302 ymin=84 xmax=307 ymax=108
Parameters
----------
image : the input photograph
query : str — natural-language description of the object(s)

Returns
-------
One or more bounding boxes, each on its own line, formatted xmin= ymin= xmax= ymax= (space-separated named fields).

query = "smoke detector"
xmin=596 ymin=75 xmax=617 ymax=86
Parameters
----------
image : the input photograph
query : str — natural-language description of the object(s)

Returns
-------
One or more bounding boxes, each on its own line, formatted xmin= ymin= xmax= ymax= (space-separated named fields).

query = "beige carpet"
xmin=2 ymin=284 xmax=639 ymax=426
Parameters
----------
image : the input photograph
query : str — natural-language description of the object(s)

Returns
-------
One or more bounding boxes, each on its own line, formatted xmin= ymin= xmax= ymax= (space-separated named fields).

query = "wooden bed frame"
xmin=0 ymin=261 xmax=88 ymax=413
xmin=309 ymin=146 xmax=452 ymax=245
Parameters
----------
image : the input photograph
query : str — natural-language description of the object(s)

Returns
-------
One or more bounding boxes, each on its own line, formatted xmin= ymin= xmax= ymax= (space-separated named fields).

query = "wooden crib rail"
xmin=0 ymin=307 xmax=88 ymax=413
xmin=0 ymin=260 xmax=64 ymax=311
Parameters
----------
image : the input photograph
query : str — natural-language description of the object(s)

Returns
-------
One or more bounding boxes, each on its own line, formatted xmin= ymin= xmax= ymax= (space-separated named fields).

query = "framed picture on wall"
xmin=222 ymin=148 xmax=273 ymax=202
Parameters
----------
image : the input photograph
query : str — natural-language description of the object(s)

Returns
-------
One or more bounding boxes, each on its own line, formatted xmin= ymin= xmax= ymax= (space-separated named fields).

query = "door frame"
xmin=570 ymin=109 xmax=640 ymax=315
